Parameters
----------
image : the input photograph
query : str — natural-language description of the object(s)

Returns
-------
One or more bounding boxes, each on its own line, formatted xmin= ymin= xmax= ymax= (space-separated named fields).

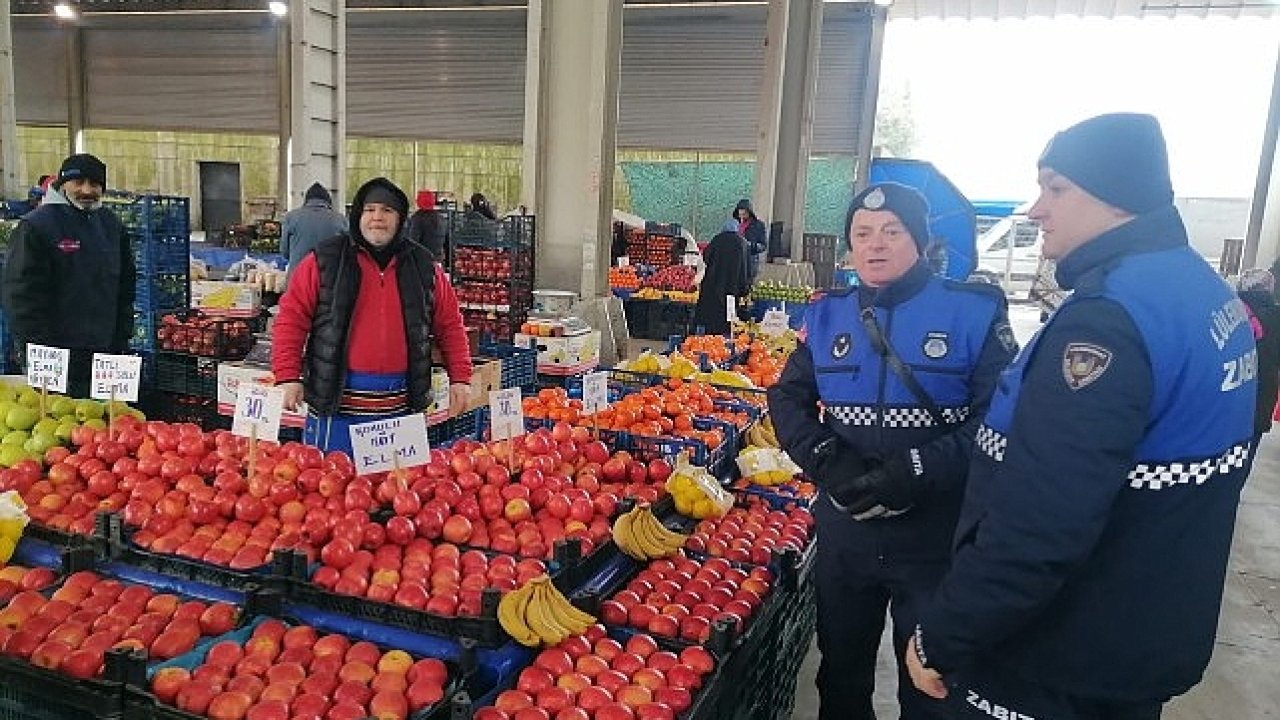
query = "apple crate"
xmin=454 ymin=626 xmax=724 ymax=720
xmin=715 ymin=574 xmax=817 ymax=720
xmin=153 ymin=353 xmax=219 ymax=399
xmin=155 ymin=312 xmax=254 ymax=360
xmin=127 ymin=615 xmax=468 ymax=720
xmin=673 ymin=500 xmax=816 ymax=592
xmin=477 ymin=342 xmax=538 ymax=394
xmin=0 ymin=653 xmax=127 ymax=720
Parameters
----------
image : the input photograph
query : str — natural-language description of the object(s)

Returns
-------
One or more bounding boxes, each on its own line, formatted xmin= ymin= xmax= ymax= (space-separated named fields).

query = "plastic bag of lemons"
xmin=736 ymin=447 xmax=802 ymax=486
xmin=665 ymin=453 xmax=734 ymax=519
xmin=0 ymin=491 xmax=30 ymax=564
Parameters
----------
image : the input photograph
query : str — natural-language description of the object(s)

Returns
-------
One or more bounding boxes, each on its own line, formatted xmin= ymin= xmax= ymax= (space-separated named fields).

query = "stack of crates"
xmin=104 ymin=194 xmax=192 ymax=361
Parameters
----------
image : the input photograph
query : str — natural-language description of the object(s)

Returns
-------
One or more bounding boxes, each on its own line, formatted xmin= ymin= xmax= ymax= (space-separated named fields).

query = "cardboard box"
xmin=513 ymin=330 xmax=601 ymax=376
xmin=216 ymin=363 xmax=306 ymax=428
xmin=462 ymin=359 xmax=502 ymax=413
xmin=192 ymin=281 xmax=261 ymax=317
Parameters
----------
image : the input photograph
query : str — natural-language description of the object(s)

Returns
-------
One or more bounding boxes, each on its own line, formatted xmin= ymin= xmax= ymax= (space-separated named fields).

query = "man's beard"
xmin=67 ymin=192 xmax=102 ymax=211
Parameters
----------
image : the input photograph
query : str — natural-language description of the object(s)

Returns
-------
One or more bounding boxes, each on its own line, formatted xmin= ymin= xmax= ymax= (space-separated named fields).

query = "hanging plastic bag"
xmin=666 ymin=452 xmax=733 ymax=519
xmin=0 ymin=491 xmax=30 ymax=563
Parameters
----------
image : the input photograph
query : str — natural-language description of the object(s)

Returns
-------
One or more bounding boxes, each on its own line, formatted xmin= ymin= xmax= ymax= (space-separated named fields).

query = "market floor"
xmin=788 ymin=304 xmax=1280 ymax=719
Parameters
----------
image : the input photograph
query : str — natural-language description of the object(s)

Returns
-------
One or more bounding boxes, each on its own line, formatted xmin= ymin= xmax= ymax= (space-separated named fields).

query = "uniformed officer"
xmin=769 ymin=182 xmax=1017 ymax=720
xmin=907 ymin=113 xmax=1258 ymax=720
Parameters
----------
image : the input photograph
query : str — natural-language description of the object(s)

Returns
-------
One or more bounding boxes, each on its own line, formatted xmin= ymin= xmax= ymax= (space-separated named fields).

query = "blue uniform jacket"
xmin=769 ymin=261 xmax=1016 ymax=560
xmin=917 ymin=206 xmax=1257 ymax=702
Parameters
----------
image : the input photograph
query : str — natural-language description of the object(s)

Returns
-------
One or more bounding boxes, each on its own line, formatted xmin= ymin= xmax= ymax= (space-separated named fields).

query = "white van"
xmin=972 ymin=213 xmax=1043 ymax=288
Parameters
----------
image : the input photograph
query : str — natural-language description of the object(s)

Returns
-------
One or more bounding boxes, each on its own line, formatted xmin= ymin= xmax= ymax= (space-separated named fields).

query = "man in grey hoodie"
xmin=281 ymin=182 xmax=346 ymax=286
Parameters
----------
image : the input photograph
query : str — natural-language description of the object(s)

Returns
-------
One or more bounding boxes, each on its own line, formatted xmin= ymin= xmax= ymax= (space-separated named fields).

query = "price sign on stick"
xmin=725 ymin=295 xmax=737 ymax=323
xmin=26 ymin=345 xmax=69 ymax=394
xmin=582 ymin=371 xmax=610 ymax=415
xmin=348 ymin=414 xmax=430 ymax=476
xmin=232 ymin=383 xmax=283 ymax=442
xmin=489 ymin=388 xmax=525 ymax=441
xmin=760 ymin=309 xmax=789 ymax=337
xmin=90 ymin=354 xmax=143 ymax=402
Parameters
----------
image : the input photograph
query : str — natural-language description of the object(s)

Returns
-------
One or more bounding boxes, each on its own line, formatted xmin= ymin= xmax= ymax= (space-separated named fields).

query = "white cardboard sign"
xmin=348 ymin=413 xmax=430 ymax=476
xmin=90 ymin=354 xmax=143 ymax=402
xmin=26 ymin=344 xmax=69 ymax=393
xmin=489 ymin=387 xmax=525 ymax=441
xmin=231 ymin=383 xmax=284 ymax=442
xmin=582 ymin=371 xmax=610 ymax=415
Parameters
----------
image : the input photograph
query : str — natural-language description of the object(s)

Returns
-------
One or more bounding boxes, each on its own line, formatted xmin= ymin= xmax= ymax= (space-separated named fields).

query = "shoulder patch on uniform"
xmin=995 ymin=321 xmax=1018 ymax=353
xmin=922 ymin=331 xmax=949 ymax=359
xmin=1062 ymin=342 xmax=1112 ymax=390
xmin=944 ymin=278 xmax=1008 ymax=304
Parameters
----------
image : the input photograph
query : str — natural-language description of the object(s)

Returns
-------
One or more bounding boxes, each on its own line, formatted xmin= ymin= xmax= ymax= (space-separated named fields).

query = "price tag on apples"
xmin=348 ymin=413 xmax=430 ymax=476
xmin=489 ymin=387 xmax=525 ymax=441
xmin=582 ymin=370 xmax=610 ymax=414
xmin=231 ymin=383 xmax=284 ymax=442
xmin=26 ymin=344 xmax=69 ymax=393
xmin=760 ymin=308 xmax=789 ymax=337
xmin=90 ymin=353 xmax=143 ymax=402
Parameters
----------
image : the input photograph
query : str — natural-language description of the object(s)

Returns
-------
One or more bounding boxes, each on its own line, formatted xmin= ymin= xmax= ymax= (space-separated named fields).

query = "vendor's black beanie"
xmin=1037 ymin=112 xmax=1174 ymax=215
xmin=843 ymin=182 xmax=930 ymax=251
xmin=55 ymin=153 xmax=107 ymax=189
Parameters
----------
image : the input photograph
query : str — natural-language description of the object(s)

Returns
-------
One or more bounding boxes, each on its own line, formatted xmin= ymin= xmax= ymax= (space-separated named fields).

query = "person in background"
xmin=2 ymin=154 xmax=135 ymax=397
xmin=733 ymin=198 xmax=767 ymax=284
xmin=769 ymin=182 xmax=1016 ymax=720
xmin=406 ymin=189 xmax=449 ymax=264
xmin=468 ymin=192 xmax=498 ymax=221
xmin=281 ymin=182 xmax=346 ymax=287
xmin=692 ymin=230 xmax=749 ymax=336
xmin=907 ymin=113 xmax=1258 ymax=720
xmin=1237 ymin=268 xmax=1280 ymax=440
xmin=272 ymin=177 xmax=473 ymax=457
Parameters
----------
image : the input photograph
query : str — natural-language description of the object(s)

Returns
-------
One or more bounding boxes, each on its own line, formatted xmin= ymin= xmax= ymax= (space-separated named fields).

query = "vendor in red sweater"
xmin=273 ymin=177 xmax=473 ymax=455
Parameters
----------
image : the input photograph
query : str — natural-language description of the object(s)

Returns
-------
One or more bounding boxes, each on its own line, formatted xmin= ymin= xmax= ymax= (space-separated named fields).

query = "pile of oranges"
xmin=608 ymin=265 xmax=641 ymax=290
xmin=733 ymin=342 xmax=786 ymax=388
xmin=521 ymin=380 xmax=758 ymax=448
xmin=678 ymin=334 xmax=753 ymax=366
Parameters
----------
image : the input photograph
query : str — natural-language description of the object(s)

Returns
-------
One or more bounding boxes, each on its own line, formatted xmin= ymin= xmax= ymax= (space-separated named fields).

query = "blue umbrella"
xmin=869 ymin=158 xmax=977 ymax=280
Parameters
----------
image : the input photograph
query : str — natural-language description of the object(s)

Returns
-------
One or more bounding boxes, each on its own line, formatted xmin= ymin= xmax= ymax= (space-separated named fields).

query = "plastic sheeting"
xmin=869 ymin=158 xmax=977 ymax=281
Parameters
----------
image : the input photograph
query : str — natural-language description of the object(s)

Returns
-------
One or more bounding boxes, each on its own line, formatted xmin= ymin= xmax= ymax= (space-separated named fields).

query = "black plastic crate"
xmin=802 ymin=233 xmax=839 ymax=288
xmin=720 ymin=577 xmax=817 ymax=720
xmin=283 ymin=578 xmax=508 ymax=647
xmin=428 ymin=407 xmax=483 ymax=447
xmin=154 ymin=311 xmax=254 ymax=360
xmin=0 ymin=654 xmax=127 ymax=720
xmin=142 ymin=393 xmax=225 ymax=428
xmin=152 ymin=352 xmax=218 ymax=398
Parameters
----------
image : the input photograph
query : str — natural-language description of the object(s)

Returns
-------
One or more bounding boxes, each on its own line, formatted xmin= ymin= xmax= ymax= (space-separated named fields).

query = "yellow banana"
xmin=525 ymin=582 xmax=571 ymax=645
xmin=498 ymin=584 xmax=540 ymax=647
xmin=636 ymin=510 xmax=687 ymax=553
xmin=537 ymin=578 xmax=597 ymax=633
xmin=611 ymin=509 xmax=646 ymax=560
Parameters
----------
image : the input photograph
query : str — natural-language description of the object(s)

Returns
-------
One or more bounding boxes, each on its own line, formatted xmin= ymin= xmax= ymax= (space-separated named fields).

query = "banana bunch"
xmin=762 ymin=329 xmax=799 ymax=357
xmin=745 ymin=416 xmax=780 ymax=449
xmin=498 ymin=575 xmax=597 ymax=647
xmin=612 ymin=504 xmax=688 ymax=561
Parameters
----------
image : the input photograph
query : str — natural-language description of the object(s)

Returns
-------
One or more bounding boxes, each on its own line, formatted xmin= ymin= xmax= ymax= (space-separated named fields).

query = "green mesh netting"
xmin=620 ymin=155 xmax=855 ymax=242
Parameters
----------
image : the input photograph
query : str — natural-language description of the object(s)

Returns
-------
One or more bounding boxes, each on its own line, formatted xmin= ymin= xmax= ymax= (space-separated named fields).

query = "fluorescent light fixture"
xmin=872 ymin=0 xmax=894 ymax=6
xmin=268 ymin=1 xmax=288 ymax=17
xmin=53 ymin=2 xmax=77 ymax=19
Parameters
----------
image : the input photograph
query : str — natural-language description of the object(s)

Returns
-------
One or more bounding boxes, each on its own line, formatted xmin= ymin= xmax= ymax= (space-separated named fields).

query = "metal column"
xmin=286 ymin=0 xmax=345 ymax=206
xmin=853 ymin=4 xmax=888 ymax=193
xmin=0 ymin=0 xmax=18 ymax=198
xmin=1244 ymin=45 xmax=1280 ymax=270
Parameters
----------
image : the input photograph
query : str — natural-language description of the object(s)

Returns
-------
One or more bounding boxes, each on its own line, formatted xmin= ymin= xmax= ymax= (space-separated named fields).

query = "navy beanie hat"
xmin=55 ymin=153 xmax=107 ymax=189
xmin=844 ymin=182 xmax=930 ymax=251
xmin=1038 ymin=112 xmax=1174 ymax=215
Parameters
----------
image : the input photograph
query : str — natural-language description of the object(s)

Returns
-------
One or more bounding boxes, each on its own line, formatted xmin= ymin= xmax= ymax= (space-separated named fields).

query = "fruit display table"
xmin=0 ymin=339 xmax=816 ymax=720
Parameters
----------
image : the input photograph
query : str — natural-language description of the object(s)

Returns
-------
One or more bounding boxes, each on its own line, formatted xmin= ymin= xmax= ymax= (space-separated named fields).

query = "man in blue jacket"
xmin=769 ymin=182 xmax=1017 ymax=719
xmin=907 ymin=113 xmax=1258 ymax=720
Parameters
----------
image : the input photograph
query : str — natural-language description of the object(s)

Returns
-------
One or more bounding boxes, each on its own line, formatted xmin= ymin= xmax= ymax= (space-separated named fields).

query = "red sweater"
xmin=273 ymin=250 xmax=472 ymax=386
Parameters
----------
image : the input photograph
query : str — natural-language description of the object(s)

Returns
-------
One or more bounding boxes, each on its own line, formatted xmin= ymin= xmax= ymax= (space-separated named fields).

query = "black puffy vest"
xmin=304 ymin=236 xmax=436 ymax=414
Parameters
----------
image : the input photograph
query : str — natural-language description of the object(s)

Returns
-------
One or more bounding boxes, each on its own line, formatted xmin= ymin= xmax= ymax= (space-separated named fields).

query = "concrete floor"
xmin=788 ymin=305 xmax=1280 ymax=719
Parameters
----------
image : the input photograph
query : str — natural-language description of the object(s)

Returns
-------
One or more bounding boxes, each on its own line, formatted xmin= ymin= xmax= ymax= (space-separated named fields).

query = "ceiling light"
xmin=873 ymin=0 xmax=895 ymax=6
xmin=268 ymin=1 xmax=288 ymax=17
xmin=53 ymin=3 xmax=77 ymax=19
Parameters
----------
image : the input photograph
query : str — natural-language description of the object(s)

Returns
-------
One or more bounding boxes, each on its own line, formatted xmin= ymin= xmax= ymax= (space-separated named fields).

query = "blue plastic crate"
xmin=106 ymin=194 xmax=191 ymax=238
xmin=135 ymin=273 xmax=190 ymax=310
xmin=478 ymin=341 xmax=538 ymax=392
xmin=133 ymin=233 xmax=191 ymax=275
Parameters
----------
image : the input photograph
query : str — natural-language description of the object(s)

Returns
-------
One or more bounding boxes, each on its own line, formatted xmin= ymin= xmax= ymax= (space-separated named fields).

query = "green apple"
xmin=17 ymin=388 xmax=41 ymax=408
xmin=2 ymin=430 xmax=29 ymax=446
xmin=32 ymin=418 xmax=60 ymax=436
xmin=75 ymin=400 xmax=105 ymax=422
xmin=4 ymin=407 xmax=39 ymax=432
xmin=50 ymin=397 xmax=76 ymax=419
xmin=54 ymin=422 xmax=76 ymax=443
xmin=0 ymin=445 xmax=28 ymax=468
xmin=83 ymin=419 xmax=107 ymax=430
xmin=24 ymin=432 xmax=57 ymax=455
xmin=0 ymin=384 xmax=17 ymax=402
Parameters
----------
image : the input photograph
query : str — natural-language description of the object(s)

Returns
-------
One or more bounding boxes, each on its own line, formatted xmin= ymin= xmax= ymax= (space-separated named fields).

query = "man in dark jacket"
xmin=692 ymin=231 xmax=749 ymax=335
xmin=281 ymin=182 xmax=346 ymax=287
xmin=908 ymin=114 xmax=1257 ymax=720
xmin=406 ymin=189 xmax=448 ymax=264
xmin=1237 ymin=268 xmax=1280 ymax=438
xmin=2 ymin=153 xmax=135 ymax=397
xmin=769 ymin=182 xmax=1016 ymax=720
xmin=272 ymin=178 xmax=473 ymax=457
xmin=733 ymin=198 xmax=767 ymax=284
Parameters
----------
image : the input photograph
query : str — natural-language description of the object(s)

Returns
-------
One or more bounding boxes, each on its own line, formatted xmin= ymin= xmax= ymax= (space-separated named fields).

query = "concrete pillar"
xmin=1244 ymin=45 xmax=1280 ymax=270
xmin=0 ymin=1 xmax=19 ymax=198
xmin=853 ymin=5 xmax=888 ymax=192
xmin=276 ymin=18 xmax=291 ymax=212
xmin=751 ymin=1 xmax=787 ymax=229
xmin=66 ymin=28 xmax=85 ymax=154
xmin=521 ymin=0 xmax=623 ymax=298
xmin=284 ymin=0 xmax=344 ymax=210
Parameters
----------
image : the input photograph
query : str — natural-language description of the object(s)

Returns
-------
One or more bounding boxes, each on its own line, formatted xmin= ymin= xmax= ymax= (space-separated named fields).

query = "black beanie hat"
xmin=56 ymin=153 xmax=107 ymax=189
xmin=363 ymin=184 xmax=408 ymax=216
xmin=304 ymin=182 xmax=331 ymax=204
xmin=844 ymin=182 xmax=930 ymax=251
xmin=1037 ymin=113 xmax=1174 ymax=215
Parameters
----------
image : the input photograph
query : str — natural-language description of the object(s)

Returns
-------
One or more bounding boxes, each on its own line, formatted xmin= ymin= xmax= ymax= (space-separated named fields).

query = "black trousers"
xmin=946 ymin=666 xmax=1164 ymax=720
xmin=814 ymin=499 xmax=951 ymax=720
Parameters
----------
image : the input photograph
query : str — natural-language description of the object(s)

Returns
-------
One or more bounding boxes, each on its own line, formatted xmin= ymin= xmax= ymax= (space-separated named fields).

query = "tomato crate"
xmin=155 ymin=311 xmax=254 ymax=359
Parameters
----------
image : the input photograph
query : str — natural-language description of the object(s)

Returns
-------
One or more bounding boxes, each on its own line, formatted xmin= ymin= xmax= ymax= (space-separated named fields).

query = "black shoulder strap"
xmin=859 ymin=306 xmax=944 ymax=425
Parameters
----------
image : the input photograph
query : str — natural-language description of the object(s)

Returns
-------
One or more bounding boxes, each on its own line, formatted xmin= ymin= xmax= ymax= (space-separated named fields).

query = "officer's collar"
xmin=857 ymin=260 xmax=932 ymax=308
xmin=1055 ymin=205 xmax=1188 ymax=290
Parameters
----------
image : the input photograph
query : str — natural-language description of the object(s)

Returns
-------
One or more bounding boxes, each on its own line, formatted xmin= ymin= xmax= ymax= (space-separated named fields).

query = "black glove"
xmin=830 ymin=449 xmax=927 ymax=521
xmin=804 ymin=436 xmax=868 ymax=490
